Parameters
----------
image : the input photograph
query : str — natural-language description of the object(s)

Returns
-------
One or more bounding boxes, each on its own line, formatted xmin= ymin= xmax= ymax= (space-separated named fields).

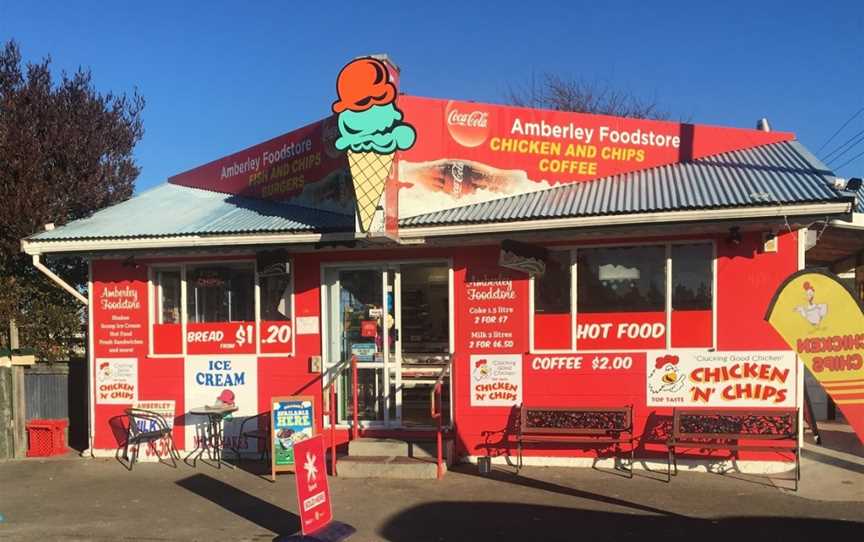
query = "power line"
xmin=817 ymin=106 xmax=864 ymax=154
xmin=833 ymin=147 xmax=864 ymax=171
xmin=824 ymin=129 xmax=864 ymax=164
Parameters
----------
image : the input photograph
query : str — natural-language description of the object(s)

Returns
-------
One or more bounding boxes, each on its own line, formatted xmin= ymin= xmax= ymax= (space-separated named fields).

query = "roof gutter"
xmin=21 ymin=231 xmax=338 ymax=256
xmin=20 ymin=202 xmax=852 ymax=255
xmin=32 ymin=254 xmax=88 ymax=305
xmin=398 ymin=202 xmax=853 ymax=239
xmin=829 ymin=212 xmax=864 ymax=231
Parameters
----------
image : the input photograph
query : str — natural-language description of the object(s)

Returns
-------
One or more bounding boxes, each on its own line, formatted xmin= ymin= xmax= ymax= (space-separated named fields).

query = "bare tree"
xmin=507 ymin=73 xmax=670 ymax=120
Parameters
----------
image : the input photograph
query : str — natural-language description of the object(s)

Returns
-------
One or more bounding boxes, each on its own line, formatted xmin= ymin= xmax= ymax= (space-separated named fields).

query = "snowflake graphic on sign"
xmin=304 ymin=451 xmax=318 ymax=484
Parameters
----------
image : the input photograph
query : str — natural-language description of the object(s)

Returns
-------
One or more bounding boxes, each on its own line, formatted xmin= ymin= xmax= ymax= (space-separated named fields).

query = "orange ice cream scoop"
xmin=332 ymin=57 xmax=396 ymax=113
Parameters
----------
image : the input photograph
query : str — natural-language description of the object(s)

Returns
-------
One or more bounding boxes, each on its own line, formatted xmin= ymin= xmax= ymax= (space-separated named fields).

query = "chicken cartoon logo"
xmin=332 ymin=57 xmax=416 ymax=233
xmin=794 ymin=281 xmax=828 ymax=327
xmin=472 ymin=358 xmax=491 ymax=382
xmin=648 ymin=355 xmax=686 ymax=394
xmin=97 ymin=362 xmax=112 ymax=382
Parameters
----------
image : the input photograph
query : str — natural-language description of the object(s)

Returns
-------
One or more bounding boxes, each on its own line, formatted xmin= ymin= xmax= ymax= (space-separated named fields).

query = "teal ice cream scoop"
xmin=335 ymin=103 xmax=416 ymax=154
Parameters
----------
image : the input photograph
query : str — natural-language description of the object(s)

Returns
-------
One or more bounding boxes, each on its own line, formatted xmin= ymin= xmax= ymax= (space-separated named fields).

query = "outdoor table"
xmin=186 ymin=405 xmax=239 ymax=469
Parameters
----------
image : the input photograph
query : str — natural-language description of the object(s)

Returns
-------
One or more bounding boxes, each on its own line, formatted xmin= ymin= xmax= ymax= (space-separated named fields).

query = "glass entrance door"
xmin=325 ymin=266 xmax=397 ymax=426
xmin=324 ymin=263 xmax=450 ymax=429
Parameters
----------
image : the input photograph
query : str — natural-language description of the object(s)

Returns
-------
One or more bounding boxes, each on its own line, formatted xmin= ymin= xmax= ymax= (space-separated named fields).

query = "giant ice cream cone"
xmin=332 ymin=57 xmax=416 ymax=233
xmin=348 ymin=150 xmax=394 ymax=232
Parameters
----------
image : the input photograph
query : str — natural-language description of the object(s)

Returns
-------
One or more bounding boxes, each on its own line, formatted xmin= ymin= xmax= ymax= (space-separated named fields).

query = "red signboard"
xmin=168 ymin=117 xmax=352 ymax=216
xmin=185 ymin=322 xmax=256 ymax=355
xmin=166 ymin=92 xmax=793 ymax=234
xmin=395 ymin=96 xmax=794 ymax=221
xmin=293 ymin=434 xmax=333 ymax=536
xmin=259 ymin=320 xmax=293 ymax=354
xmin=92 ymin=262 xmax=149 ymax=358
xmin=462 ymin=266 xmax=527 ymax=353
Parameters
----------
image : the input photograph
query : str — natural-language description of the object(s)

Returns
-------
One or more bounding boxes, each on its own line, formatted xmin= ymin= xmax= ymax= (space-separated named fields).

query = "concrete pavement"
xmin=0 ymin=449 xmax=862 ymax=541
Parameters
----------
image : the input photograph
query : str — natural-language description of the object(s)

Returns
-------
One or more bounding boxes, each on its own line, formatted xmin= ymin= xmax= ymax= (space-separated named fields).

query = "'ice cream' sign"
xmin=184 ymin=356 xmax=258 ymax=452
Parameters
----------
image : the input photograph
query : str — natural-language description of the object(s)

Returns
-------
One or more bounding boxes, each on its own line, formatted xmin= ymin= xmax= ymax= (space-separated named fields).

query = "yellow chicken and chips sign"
xmin=766 ymin=270 xmax=864 ymax=444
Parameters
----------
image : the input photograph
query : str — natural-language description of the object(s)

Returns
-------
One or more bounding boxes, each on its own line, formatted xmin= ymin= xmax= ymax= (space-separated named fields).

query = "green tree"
xmin=0 ymin=40 xmax=144 ymax=361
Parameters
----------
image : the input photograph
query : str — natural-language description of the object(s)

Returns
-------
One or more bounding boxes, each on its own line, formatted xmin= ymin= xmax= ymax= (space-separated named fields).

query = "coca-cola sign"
xmin=446 ymin=101 xmax=491 ymax=148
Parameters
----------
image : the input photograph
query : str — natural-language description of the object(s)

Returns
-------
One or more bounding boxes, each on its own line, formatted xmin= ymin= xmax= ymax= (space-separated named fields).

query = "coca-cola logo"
xmin=446 ymin=101 xmax=491 ymax=148
xmin=320 ymin=115 xmax=342 ymax=159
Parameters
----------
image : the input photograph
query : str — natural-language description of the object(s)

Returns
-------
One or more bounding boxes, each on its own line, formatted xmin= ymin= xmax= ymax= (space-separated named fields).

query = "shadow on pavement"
xmin=378 ymin=501 xmax=863 ymax=542
xmin=176 ymin=473 xmax=299 ymax=536
xmin=451 ymin=464 xmax=682 ymax=517
xmin=802 ymin=447 xmax=864 ymax=475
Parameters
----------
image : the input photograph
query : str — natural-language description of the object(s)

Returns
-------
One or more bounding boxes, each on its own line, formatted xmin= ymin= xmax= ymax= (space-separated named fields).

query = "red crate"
xmin=26 ymin=419 xmax=68 ymax=457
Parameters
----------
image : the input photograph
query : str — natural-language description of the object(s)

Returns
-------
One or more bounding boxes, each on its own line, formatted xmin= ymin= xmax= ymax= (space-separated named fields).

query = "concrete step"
xmin=336 ymin=455 xmax=446 ymax=479
xmin=348 ymin=437 xmax=454 ymax=464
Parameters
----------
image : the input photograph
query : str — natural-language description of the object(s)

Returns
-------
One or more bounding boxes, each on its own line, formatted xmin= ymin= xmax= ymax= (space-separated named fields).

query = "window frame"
xmin=147 ymin=257 xmax=295 ymax=358
xmin=529 ymin=239 xmax=717 ymax=354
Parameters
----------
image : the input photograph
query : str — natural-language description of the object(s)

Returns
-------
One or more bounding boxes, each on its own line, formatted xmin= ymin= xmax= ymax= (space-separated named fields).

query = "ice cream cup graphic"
xmin=277 ymin=428 xmax=295 ymax=450
xmin=332 ymin=57 xmax=416 ymax=232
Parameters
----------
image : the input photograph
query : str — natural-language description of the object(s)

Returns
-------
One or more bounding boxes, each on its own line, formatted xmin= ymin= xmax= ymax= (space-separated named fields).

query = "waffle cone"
xmin=348 ymin=150 xmax=394 ymax=232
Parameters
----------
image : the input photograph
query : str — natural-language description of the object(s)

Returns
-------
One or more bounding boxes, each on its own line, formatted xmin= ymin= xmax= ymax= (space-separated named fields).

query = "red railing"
xmin=430 ymin=361 xmax=451 ymax=480
xmin=328 ymin=377 xmax=337 ymax=476
xmin=351 ymin=356 xmax=359 ymax=440
xmin=322 ymin=356 xmax=359 ymax=477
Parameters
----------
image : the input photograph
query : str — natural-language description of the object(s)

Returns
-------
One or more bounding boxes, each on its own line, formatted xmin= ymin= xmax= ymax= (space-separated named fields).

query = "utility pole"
xmin=10 ymin=320 xmax=27 ymax=457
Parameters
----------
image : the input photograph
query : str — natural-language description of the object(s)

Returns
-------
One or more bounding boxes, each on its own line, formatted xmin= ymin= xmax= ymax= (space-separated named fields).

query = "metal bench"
xmin=666 ymin=407 xmax=799 ymax=490
xmin=516 ymin=405 xmax=634 ymax=477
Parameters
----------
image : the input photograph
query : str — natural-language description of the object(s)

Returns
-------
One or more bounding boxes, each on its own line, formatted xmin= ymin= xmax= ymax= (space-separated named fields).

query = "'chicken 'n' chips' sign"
xmin=766 ymin=270 xmax=864 ymax=444
xmin=646 ymin=351 xmax=796 ymax=407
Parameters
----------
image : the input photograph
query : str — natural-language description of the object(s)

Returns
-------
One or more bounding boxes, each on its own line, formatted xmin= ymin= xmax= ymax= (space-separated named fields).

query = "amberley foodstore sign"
xmin=168 ymin=95 xmax=794 ymax=226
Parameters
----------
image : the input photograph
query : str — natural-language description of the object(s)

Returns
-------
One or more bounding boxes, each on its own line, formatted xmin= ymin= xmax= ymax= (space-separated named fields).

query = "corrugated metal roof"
xmin=855 ymin=186 xmax=864 ymax=214
xmin=28 ymin=183 xmax=353 ymax=241
xmin=399 ymin=140 xmax=848 ymax=227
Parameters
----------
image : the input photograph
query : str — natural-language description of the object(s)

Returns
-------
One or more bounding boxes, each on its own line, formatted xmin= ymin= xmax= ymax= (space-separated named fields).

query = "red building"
xmin=21 ymin=73 xmax=863 ymax=474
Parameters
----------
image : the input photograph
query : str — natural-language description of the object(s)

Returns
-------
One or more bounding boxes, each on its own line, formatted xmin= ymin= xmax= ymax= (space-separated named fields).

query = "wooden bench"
xmin=516 ymin=405 xmax=634 ymax=477
xmin=667 ymin=407 xmax=799 ymax=490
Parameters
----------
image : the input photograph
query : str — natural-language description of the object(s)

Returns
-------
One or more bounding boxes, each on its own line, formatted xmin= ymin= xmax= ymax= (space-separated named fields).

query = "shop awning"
xmin=400 ymin=141 xmax=851 ymax=229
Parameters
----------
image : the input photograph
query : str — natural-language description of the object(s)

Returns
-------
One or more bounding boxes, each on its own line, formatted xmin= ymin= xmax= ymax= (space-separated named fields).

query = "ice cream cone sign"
xmin=332 ymin=57 xmax=416 ymax=233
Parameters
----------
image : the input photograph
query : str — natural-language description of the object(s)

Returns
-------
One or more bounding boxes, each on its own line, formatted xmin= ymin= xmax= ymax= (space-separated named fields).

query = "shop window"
xmin=186 ymin=264 xmax=255 ymax=323
xmin=153 ymin=268 xmax=182 ymax=354
xmin=532 ymin=250 xmax=572 ymax=350
xmin=184 ymin=263 xmax=256 ymax=355
xmin=401 ymin=264 xmax=450 ymax=354
xmin=671 ymin=243 xmax=713 ymax=347
xmin=576 ymin=246 xmax=666 ymax=349
xmin=259 ymin=260 xmax=293 ymax=354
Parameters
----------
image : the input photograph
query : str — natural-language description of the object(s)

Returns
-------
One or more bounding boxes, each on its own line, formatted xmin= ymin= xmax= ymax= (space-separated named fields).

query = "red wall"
xmin=89 ymin=229 xmax=800 ymax=462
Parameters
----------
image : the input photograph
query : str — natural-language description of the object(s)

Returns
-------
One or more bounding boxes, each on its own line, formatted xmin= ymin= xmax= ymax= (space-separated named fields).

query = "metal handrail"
xmin=321 ymin=357 xmax=354 ymax=476
xmin=430 ymin=357 xmax=452 ymax=480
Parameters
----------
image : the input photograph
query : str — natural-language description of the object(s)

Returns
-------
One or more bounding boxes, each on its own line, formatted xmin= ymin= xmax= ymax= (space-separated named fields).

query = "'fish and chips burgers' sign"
xmin=646 ymin=351 xmax=796 ymax=407
xmin=766 ymin=270 xmax=864 ymax=444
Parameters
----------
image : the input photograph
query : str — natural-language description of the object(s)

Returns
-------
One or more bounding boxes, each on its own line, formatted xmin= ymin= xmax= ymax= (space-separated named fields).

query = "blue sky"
xmin=2 ymin=1 xmax=863 ymax=191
